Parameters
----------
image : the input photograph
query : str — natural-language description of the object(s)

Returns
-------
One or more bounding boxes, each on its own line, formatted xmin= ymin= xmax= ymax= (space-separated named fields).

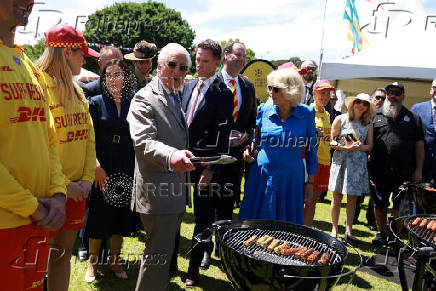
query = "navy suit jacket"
xmin=411 ymin=100 xmax=436 ymax=178
xmin=81 ymin=79 xmax=102 ymax=99
xmin=182 ymin=74 xmax=233 ymax=158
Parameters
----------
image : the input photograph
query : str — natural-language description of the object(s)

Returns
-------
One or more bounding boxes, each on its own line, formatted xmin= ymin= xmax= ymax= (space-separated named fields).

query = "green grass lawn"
xmin=69 ymin=191 xmax=403 ymax=291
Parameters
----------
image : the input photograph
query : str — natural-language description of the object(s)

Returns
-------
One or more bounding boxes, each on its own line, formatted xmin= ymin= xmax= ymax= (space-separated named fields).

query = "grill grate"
xmin=222 ymin=228 xmax=342 ymax=266
xmin=406 ymin=216 xmax=436 ymax=249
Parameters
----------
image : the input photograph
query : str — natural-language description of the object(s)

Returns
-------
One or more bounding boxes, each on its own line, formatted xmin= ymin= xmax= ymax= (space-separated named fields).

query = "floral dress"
xmin=328 ymin=113 xmax=369 ymax=196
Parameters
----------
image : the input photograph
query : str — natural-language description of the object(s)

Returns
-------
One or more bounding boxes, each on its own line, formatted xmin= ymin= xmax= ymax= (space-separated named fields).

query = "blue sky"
xmin=16 ymin=0 xmax=436 ymax=63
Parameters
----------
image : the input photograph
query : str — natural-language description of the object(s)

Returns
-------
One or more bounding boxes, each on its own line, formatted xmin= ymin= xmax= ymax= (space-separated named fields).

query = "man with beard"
xmin=301 ymin=60 xmax=316 ymax=105
xmin=411 ymin=79 xmax=436 ymax=183
xmin=370 ymin=82 xmax=424 ymax=246
xmin=0 ymin=1 xmax=67 ymax=290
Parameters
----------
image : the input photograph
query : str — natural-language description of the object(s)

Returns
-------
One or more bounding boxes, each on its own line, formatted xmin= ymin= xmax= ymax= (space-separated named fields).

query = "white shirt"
xmin=186 ymin=73 xmax=217 ymax=116
xmin=222 ymin=69 xmax=242 ymax=110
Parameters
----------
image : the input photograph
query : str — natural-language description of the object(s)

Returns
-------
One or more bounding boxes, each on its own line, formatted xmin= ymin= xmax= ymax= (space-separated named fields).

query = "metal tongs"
xmin=190 ymin=155 xmax=237 ymax=167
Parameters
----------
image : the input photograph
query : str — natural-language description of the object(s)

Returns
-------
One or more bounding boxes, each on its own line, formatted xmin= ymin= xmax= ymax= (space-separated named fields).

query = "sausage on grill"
xmin=307 ymin=251 xmax=320 ymax=263
xmin=419 ymin=218 xmax=428 ymax=228
xmin=267 ymin=239 xmax=280 ymax=252
xmin=243 ymin=235 xmax=257 ymax=246
xmin=412 ymin=217 xmax=421 ymax=226
xmin=302 ymin=248 xmax=315 ymax=259
xmin=261 ymin=236 xmax=274 ymax=248
xmin=432 ymin=221 xmax=436 ymax=231
xmin=281 ymin=247 xmax=301 ymax=256
xmin=427 ymin=220 xmax=435 ymax=230
xmin=274 ymin=242 xmax=290 ymax=254
xmin=256 ymin=235 xmax=269 ymax=246
xmin=318 ymin=252 xmax=330 ymax=265
xmin=295 ymin=248 xmax=309 ymax=258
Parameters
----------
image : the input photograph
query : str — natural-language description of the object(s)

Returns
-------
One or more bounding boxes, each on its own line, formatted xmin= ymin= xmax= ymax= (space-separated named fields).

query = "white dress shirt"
xmin=186 ymin=73 xmax=217 ymax=116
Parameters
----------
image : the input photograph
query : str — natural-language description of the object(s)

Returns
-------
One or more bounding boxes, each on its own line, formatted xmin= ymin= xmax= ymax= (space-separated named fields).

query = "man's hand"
xmin=37 ymin=193 xmax=66 ymax=231
xmin=243 ymin=145 xmax=257 ymax=163
xmin=413 ymin=168 xmax=423 ymax=183
xmin=170 ymin=150 xmax=195 ymax=173
xmin=77 ymin=180 xmax=92 ymax=198
xmin=67 ymin=182 xmax=86 ymax=202
xmin=198 ymin=168 xmax=214 ymax=190
xmin=229 ymin=130 xmax=249 ymax=147
xmin=95 ymin=166 xmax=108 ymax=192
xmin=31 ymin=202 xmax=48 ymax=222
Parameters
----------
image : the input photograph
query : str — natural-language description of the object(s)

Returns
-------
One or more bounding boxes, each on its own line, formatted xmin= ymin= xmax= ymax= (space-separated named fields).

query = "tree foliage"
xmin=83 ymin=1 xmax=196 ymax=73
xmin=22 ymin=38 xmax=46 ymax=61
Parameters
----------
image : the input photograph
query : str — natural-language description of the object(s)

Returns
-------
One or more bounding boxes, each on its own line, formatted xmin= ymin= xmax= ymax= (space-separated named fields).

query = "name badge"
xmin=404 ymin=116 xmax=410 ymax=122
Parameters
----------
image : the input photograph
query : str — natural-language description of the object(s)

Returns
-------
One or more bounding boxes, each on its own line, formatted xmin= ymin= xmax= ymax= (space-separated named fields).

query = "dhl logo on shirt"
xmin=10 ymin=106 xmax=46 ymax=123
xmin=1 ymin=82 xmax=45 ymax=102
xmin=59 ymin=129 xmax=89 ymax=144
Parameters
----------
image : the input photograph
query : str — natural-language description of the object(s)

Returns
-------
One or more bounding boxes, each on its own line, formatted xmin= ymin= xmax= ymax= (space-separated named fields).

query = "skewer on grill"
xmin=256 ymin=235 xmax=269 ymax=246
xmin=419 ymin=218 xmax=428 ymax=228
xmin=261 ymin=236 xmax=274 ymax=248
xmin=307 ymin=251 xmax=320 ymax=263
xmin=412 ymin=217 xmax=421 ymax=226
xmin=274 ymin=242 xmax=290 ymax=254
xmin=318 ymin=252 xmax=330 ymax=265
xmin=243 ymin=235 xmax=257 ymax=246
xmin=280 ymin=247 xmax=301 ymax=256
xmin=267 ymin=239 xmax=280 ymax=252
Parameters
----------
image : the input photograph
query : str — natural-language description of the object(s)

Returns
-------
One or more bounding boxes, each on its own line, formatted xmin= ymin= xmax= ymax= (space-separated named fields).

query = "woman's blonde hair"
xmin=267 ymin=69 xmax=305 ymax=107
xmin=348 ymin=100 xmax=372 ymax=125
xmin=36 ymin=47 xmax=86 ymax=111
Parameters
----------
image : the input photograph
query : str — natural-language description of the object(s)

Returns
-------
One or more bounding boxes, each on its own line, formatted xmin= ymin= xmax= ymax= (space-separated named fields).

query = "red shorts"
xmin=49 ymin=198 xmax=86 ymax=238
xmin=0 ymin=223 xmax=50 ymax=291
xmin=314 ymin=164 xmax=330 ymax=191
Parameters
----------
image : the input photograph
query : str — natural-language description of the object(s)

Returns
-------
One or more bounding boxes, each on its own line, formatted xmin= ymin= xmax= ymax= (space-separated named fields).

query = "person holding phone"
xmin=328 ymin=93 xmax=375 ymax=245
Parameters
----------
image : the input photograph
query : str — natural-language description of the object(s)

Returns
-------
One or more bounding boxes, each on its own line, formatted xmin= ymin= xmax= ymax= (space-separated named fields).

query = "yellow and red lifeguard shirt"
xmin=314 ymin=106 xmax=331 ymax=166
xmin=0 ymin=41 xmax=66 ymax=229
xmin=43 ymin=72 xmax=95 ymax=187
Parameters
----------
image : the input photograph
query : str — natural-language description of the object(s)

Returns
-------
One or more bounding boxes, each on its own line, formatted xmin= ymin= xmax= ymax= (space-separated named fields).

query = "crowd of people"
xmin=2 ymin=1 xmax=436 ymax=291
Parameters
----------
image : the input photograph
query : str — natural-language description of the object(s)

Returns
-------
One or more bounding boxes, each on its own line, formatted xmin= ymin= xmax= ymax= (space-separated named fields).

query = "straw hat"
xmin=124 ymin=40 xmax=157 ymax=61
xmin=345 ymin=93 xmax=376 ymax=116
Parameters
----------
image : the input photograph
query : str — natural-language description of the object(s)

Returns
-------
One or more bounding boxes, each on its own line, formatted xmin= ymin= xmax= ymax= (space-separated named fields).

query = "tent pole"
xmin=318 ymin=0 xmax=328 ymax=78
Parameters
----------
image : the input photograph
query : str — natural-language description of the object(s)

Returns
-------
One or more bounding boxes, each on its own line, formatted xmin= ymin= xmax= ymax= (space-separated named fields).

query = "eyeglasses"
xmin=167 ymin=61 xmax=188 ymax=72
xmin=375 ymin=95 xmax=386 ymax=101
xmin=330 ymin=98 xmax=338 ymax=101
xmin=267 ymin=85 xmax=281 ymax=93
xmin=354 ymin=99 xmax=369 ymax=107
xmin=106 ymin=72 xmax=123 ymax=79
xmin=305 ymin=66 xmax=316 ymax=72
xmin=387 ymin=89 xmax=402 ymax=96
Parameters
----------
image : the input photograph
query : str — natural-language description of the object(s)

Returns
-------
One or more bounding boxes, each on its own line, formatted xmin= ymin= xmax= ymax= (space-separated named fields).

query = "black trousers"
xmin=188 ymin=171 xmax=234 ymax=274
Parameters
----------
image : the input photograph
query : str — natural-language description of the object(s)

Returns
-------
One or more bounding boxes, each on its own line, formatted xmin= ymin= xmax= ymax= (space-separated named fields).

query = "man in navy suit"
xmin=80 ymin=46 xmax=123 ymax=99
xmin=183 ymin=39 xmax=234 ymax=287
xmin=411 ymin=79 xmax=436 ymax=182
xmin=219 ymin=41 xmax=257 ymax=210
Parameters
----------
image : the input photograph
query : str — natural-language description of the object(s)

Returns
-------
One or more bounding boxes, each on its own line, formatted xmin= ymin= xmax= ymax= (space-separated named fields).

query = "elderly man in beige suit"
xmin=127 ymin=43 xmax=195 ymax=291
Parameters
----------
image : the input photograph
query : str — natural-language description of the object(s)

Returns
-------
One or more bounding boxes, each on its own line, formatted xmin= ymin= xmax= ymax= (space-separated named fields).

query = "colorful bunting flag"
xmin=344 ymin=0 xmax=369 ymax=54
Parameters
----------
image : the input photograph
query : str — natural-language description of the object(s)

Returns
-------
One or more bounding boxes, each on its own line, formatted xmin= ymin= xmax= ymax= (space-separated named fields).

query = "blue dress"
xmin=84 ymin=92 xmax=141 ymax=239
xmin=238 ymin=102 xmax=318 ymax=224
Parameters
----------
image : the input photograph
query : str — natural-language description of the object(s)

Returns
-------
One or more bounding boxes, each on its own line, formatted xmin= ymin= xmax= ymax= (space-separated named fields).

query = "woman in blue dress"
xmin=239 ymin=69 xmax=318 ymax=225
xmin=84 ymin=59 xmax=139 ymax=282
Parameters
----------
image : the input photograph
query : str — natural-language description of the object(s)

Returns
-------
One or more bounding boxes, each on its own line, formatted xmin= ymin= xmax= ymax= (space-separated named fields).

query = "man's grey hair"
xmin=99 ymin=46 xmax=123 ymax=61
xmin=158 ymin=43 xmax=192 ymax=68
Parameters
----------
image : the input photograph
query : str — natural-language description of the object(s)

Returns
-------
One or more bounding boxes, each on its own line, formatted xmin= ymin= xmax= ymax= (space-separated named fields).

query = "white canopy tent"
xmin=320 ymin=0 xmax=436 ymax=108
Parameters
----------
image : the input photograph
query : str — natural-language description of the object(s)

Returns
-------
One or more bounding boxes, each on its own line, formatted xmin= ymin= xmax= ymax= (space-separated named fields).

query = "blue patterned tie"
xmin=433 ymin=105 xmax=436 ymax=131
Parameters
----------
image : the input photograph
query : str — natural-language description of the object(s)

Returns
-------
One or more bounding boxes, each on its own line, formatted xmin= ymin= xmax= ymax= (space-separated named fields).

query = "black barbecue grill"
xmin=207 ymin=219 xmax=357 ymax=291
xmin=404 ymin=215 xmax=436 ymax=250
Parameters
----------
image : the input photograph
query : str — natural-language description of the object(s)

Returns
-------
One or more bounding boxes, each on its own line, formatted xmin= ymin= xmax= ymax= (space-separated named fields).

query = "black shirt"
xmin=370 ymin=106 xmax=424 ymax=181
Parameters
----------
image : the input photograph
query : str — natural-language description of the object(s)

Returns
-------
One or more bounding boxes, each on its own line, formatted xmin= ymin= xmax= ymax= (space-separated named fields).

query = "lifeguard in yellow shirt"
xmin=35 ymin=24 xmax=98 ymax=291
xmin=304 ymin=80 xmax=335 ymax=227
xmin=0 ymin=1 xmax=67 ymax=291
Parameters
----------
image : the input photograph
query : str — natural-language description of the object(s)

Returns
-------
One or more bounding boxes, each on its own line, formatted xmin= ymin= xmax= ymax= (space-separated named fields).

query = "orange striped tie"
xmin=230 ymin=79 xmax=238 ymax=122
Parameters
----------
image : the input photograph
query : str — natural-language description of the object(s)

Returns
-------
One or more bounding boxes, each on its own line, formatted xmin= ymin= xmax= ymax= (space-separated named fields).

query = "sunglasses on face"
xmin=305 ymin=66 xmax=316 ymax=72
xmin=330 ymin=98 xmax=338 ymax=101
xmin=387 ymin=89 xmax=402 ymax=96
xmin=167 ymin=61 xmax=188 ymax=72
xmin=267 ymin=86 xmax=281 ymax=93
xmin=354 ymin=99 xmax=369 ymax=107
xmin=432 ymin=86 xmax=436 ymax=90
xmin=375 ymin=95 xmax=386 ymax=101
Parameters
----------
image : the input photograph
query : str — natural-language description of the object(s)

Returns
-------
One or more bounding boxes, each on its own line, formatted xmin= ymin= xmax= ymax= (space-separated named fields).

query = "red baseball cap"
xmin=45 ymin=24 xmax=100 ymax=58
xmin=277 ymin=61 xmax=307 ymax=75
xmin=313 ymin=79 xmax=336 ymax=91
